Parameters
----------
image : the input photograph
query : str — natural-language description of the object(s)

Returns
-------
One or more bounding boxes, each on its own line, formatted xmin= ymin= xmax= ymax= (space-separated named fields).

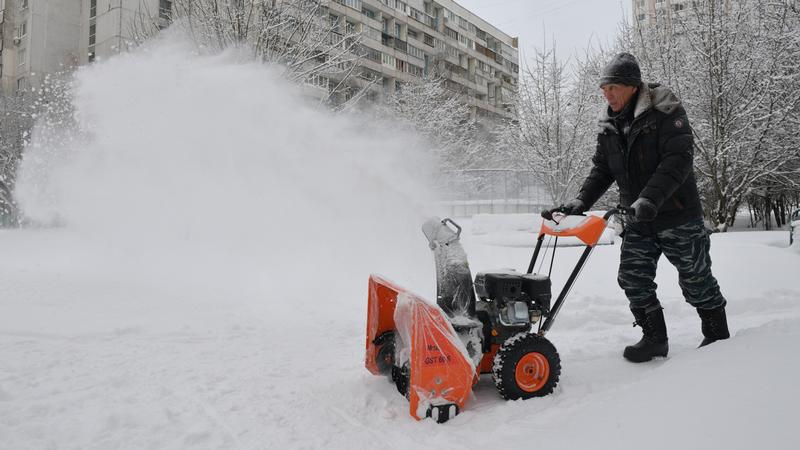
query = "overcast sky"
xmin=454 ymin=0 xmax=631 ymax=63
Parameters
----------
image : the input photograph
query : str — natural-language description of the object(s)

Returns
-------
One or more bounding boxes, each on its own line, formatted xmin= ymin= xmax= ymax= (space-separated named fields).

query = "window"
xmin=638 ymin=13 xmax=646 ymax=20
xmin=445 ymin=27 xmax=458 ymax=40
xmin=362 ymin=7 xmax=375 ymax=19
xmin=307 ymin=74 xmax=330 ymax=90
xmin=409 ymin=7 xmax=434 ymax=27
xmin=394 ymin=23 xmax=401 ymax=38
xmin=408 ymin=44 xmax=425 ymax=60
xmin=423 ymin=33 xmax=435 ymax=47
xmin=88 ymin=47 xmax=95 ymax=62
xmin=329 ymin=14 xmax=340 ymax=33
xmin=89 ymin=23 xmax=96 ymax=46
xmin=336 ymin=0 xmax=361 ymax=10
xmin=90 ymin=0 xmax=97 ymax=19
xmin=20 ymin=0 xmax=28 ymax=9
xmin=17 ymin=21 xmax=26 ymax=38
xmin=365 ymin=26 xmax=382 ymax=41
xmin=407 ymin=63 xmax=423 ymax=77
xmin=17 ymin=77 xmax=27 ymax=92
xmin=362 ymin=45 xmax=381 ymax=62
xmin=359 ymin=68 xmax=381 ymax=82
xmin=381 ymin=53 xmax=395 ymax=68
xmin=159 ymin=0 xmax=172 ymax=21
xmin=407 ymin=28 xmax=418 ymax=40
xmin=17 ymin=48 xmax=25 ymax=66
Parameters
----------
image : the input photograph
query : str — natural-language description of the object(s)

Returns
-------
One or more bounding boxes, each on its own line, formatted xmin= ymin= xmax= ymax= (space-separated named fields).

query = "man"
xmin=557 ymin=52 xmax=730 ymax=362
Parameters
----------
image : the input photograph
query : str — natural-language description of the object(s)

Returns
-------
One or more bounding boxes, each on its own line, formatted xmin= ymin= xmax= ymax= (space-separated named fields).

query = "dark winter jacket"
xmin=577 ymin=82 xmax=703 ymax=231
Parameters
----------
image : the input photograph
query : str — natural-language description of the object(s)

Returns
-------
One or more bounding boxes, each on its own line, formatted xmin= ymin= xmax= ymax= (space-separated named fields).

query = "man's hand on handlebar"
xmin=541 ymin=199 xmax=586 ymax=220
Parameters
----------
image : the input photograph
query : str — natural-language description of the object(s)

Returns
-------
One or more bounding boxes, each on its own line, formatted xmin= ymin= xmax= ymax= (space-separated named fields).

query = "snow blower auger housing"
xmin=365 ymin=208 xmax=631 ymax=423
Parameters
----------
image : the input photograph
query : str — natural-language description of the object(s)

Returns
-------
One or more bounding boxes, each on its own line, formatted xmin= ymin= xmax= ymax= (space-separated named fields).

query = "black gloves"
xmin=563 ymin=199 xmax=587 ymax=215
xmin=631 ymin=197 xmax=658 ymax=222
xmin=542 ymin=199 xmax=586 ymax=220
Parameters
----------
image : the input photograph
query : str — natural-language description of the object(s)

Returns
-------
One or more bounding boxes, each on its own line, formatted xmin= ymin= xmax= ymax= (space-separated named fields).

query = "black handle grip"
xmin=603 ymin=205 xmax=636 ymax=220
xmin=541 ymin=205 xmax=567 ymax=221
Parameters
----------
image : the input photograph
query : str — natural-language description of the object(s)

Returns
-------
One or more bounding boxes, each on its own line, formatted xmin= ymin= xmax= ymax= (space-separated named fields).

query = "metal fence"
xmin=433 ymin=169 xmax=550 ymax=217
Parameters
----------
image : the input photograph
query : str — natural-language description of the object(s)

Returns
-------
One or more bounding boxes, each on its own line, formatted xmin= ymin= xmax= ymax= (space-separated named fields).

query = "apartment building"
xmin=0 ymin=0 xmax=81 ymax=92
xmin=329 ymin=0 xmax=519 ymax=118
xmin=79 ymin=0 xmax=169 ymax=64
xmin=633 ymin=0 xmax=691 ymax=26
xmin=1 ymin=0 xmax=518 ymax=120
xmin=0 ymin=0 xmax=167 ymax=92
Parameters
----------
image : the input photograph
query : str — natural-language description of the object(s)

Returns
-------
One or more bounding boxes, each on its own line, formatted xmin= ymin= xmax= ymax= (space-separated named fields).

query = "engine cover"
xmin=474 ymin=271 xmax=552 ymax=312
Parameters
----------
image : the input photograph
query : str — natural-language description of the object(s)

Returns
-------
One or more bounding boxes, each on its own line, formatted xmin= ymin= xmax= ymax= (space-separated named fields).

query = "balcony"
xmin=332 ymin=0 xmax=362 ymax=11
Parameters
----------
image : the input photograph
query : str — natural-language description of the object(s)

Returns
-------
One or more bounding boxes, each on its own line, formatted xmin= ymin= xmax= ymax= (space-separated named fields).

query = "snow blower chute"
xmin=365 ymin=208 xmax=632 ymax=423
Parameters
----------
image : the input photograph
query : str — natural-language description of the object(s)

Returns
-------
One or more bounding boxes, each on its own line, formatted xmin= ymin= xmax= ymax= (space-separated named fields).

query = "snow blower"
xmin=365 ymin=207 xmax=632 ymax=423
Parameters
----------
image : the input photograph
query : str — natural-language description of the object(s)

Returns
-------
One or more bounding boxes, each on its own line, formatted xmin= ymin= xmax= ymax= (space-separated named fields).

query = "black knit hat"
xmin=599 ymin=52 xmax=641 ymax=87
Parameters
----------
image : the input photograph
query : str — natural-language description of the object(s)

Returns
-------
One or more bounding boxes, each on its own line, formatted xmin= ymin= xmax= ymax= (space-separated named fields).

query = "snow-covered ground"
xmin=2 ymin=33 xmax=799 ymax=450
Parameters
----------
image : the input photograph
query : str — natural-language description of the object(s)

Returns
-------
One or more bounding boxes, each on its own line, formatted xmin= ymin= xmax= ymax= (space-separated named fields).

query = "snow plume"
xmin=14 ymin=32 xmax=437 ymax=298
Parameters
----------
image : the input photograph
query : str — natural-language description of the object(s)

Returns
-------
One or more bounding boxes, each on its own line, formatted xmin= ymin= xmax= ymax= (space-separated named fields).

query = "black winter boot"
xmin=624 ymin=304 xmax=669 ymax=363
xmin=697 ymin=305 xmax=730 ymax=347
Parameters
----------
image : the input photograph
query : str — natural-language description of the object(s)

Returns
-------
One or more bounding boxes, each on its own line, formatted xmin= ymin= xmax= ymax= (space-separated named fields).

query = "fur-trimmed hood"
xmin=598 ymin=82 xmax=683 ymax=124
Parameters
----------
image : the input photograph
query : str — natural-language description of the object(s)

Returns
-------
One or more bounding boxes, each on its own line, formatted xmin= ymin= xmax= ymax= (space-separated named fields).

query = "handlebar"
xmin=603 ymin=206 xmax=635 ymax=221
xmin=442 ymin=218 xmax=462 ymax=240
xmin=541 ymin=206 xmax=567 ymax=221
xmin=541 ymin=205 xmax=635 ymax=222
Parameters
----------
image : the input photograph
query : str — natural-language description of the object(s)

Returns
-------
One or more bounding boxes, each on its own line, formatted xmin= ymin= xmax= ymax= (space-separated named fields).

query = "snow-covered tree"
xmin=0 ymin=92 xmax=32 ymax=226
xmin=624 ymin=0 xmax=800 ymax=231
xmin=132 ymin=0 xmax=369 ymax=108
xmin=377 ymin=76 xmax=485 ymax=171
xmin=0 ymin=74 xmax=74 ymax=227
xmin=503 ymin=44 xmax=605 ymax=205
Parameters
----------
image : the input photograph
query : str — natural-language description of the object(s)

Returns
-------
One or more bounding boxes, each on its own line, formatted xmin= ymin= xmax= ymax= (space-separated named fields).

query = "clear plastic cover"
xmin=393 ymin=292 xmax=476 ymax=420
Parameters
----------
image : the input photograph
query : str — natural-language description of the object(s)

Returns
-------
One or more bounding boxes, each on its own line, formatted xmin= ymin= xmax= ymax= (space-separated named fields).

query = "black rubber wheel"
xmin=492 ymin=333 xmax=561 ymax=400
xmin=391 ymin=362 xmax=410 ymax=398
xmin=375 ymin=335 xmax=395 ymax=375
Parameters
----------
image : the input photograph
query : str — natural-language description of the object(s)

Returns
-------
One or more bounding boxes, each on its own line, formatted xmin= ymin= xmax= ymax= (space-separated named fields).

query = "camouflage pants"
xmin=618 ymin=219 xmax=726 ymax=310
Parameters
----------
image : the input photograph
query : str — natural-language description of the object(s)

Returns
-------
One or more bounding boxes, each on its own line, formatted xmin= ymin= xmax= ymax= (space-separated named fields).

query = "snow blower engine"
xmin=364 ymin=208 xmax=631 ymax=423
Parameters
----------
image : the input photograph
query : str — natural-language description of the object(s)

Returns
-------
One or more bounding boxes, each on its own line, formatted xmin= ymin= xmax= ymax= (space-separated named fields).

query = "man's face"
xmin=601 ymin=83 xmax=638 ymax=113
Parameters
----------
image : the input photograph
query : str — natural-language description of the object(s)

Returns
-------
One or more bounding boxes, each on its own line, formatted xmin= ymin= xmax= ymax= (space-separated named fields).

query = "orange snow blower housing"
xmin=365 ymin=208 xmax=632 ymax=423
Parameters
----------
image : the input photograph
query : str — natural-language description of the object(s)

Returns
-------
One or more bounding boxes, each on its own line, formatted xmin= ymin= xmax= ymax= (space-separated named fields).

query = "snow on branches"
xmin=623 ymin=0 xmax=800 ymax=230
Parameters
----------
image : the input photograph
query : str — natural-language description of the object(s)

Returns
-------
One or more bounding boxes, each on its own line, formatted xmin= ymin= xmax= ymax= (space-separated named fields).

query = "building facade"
xmin=633 ymin=0 xmax=691 ymax=26
xmin=79 ymin=0 xmax=168 ymax=65
xmin=328 ymin=0 xmax=519 ymax=118
xmin=1 ymin=0 xmax=518 ymax=119
xmin=0 ymin=0 xmax=81 ymax=92
xmin=0 ymin=0 xmax=170 ymax=92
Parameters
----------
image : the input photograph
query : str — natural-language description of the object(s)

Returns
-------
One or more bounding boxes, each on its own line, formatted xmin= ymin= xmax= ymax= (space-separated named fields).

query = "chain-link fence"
xmin=433 ymin=169 xmax=549 ymax=217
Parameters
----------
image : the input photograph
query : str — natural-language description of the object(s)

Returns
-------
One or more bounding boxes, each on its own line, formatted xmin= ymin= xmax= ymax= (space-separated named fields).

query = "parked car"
xmin=791 ymin=208 xmax=800 ymax=246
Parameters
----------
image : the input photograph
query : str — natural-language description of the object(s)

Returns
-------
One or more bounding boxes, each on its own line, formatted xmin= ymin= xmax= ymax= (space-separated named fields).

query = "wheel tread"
xmin=492 ymin=332 xmax=561 ymax=400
